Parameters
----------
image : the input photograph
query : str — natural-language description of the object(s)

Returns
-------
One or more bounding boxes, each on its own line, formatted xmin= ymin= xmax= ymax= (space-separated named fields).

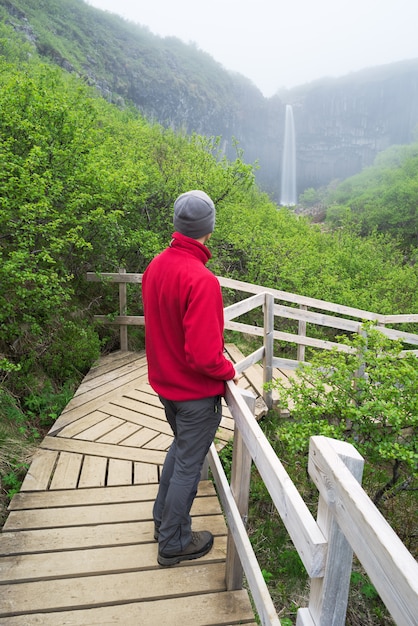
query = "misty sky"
xmin=85 ymin=0 xmax=418 ymax=97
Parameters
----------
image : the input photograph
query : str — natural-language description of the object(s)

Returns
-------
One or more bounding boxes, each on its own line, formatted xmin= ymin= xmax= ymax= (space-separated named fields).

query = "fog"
xmin=85 ymin=0 xmax=418 ymax=97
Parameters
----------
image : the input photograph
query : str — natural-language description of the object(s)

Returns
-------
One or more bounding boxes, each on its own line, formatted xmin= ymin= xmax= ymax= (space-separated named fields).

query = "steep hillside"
xmin=0 ymin=0 xmax=277 ymax=183
xmin=2 ymin=0 xmax=418 ymax=200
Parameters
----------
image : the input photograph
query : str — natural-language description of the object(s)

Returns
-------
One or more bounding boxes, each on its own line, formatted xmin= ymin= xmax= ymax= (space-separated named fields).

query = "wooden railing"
xmin=86 ymin=270 xmax=418 ymax=407
xmin=86 ymin=270 xmax=418 ymax=626
xmin=217 ymin=383 xmax=418 ymax=626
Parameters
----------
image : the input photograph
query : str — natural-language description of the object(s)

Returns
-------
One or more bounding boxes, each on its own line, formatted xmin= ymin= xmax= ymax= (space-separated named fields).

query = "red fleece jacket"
xmin=142 ymin=232 xmax=235 ymax=400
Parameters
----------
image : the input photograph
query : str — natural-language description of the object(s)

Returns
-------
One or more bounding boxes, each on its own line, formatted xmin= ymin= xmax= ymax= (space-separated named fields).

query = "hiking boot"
xmin=158 ymin=530 xmax=214 ymax=566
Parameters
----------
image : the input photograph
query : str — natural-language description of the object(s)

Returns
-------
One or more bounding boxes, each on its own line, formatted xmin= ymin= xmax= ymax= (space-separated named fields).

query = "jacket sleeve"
xmin=183 ymin=273 xmax=235 ymax=381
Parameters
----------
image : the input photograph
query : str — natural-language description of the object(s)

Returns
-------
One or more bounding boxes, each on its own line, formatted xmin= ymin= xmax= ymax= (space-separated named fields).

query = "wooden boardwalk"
xmin=0 ymin=349 xmax=269 ymax=624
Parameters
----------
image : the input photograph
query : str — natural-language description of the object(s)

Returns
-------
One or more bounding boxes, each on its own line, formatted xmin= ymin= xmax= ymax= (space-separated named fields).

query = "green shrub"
xmin=269 ymin=323 xmax=418 ymax=506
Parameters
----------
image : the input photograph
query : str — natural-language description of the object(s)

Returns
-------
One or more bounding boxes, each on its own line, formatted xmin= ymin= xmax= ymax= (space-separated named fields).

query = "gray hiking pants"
xmin=153 ymin=394 xmax=222 ymax=553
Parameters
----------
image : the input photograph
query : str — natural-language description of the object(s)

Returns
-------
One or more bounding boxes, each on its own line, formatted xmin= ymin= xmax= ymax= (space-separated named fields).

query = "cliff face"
xmin=287 ymin=62 xmax=418 ymax=198
xmin=125 ymin=56 xmax=418 ymax=203
xmin=2 ymin=0 xmax=418 ymax=202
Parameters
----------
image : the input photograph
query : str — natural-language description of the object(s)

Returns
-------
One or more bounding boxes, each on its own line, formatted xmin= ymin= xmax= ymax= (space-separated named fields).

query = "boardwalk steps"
xmin=0 ymin=349 xmax=269 ymax=624
xmin=1 ymin=482 xmax=255 ymax=624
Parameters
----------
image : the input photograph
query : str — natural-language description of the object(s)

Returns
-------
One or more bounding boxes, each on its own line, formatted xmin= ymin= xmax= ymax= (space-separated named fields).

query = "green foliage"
xmin=269 ymin=324 xmax=418 ymax=504
xmin=348 ymin=568 xmax=393 ymax=624
xmin=298 ymin=187 xmax=323 ymax=206
xmin=22 ymin=381 xmax=74 ymax=430
xmin=325 ymin=142 xmax=418 ymax=251
xmin=0 ymin=51 xmax=256 ymax=395
xmin=0 ymin=390 xmax=33 ymax=511
xmin=351 ymin=571 xmax=379 ymax=600
xmin=212 ymin=194 xmax=418 ymax=315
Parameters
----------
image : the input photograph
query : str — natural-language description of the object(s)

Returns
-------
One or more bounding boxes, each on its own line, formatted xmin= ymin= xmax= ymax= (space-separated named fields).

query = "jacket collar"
xmin=170 ymin=232 xmax=212 ymax=264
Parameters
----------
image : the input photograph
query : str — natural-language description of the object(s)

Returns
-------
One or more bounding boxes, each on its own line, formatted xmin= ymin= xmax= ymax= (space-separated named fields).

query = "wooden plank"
xmin=297 ymin=608 xmax=316 ymax=626
xmin=143 ymin=433 xmax=173 ymax=451
xmin=134 ymin=462 xmax=159 ymax=484
xmin=124 ymin=386 xmax=164 ymax=408
xmin=74 ymin=415 xmax=125 ymax=441
xmin=121 ymin=427 xmax=161 ymax=448
xmin=226 ymin=319 xmax=355 ymax=354
xmin=20 ymin=449 xmax=58 ymax=492
xmin=65 ymin=366 xmax=148 ymax=412
xmin=232 ymin=346 xmax=264 ymax=375
xmin=8 ymin=483 xmax=159 ymax=510
xmin=0 ymin=515 xmax=227 ymax=555
xmin=49 ymin=368 xmax=149 ymax=434
xmin=93 ymin=314 xmax=144 ymax=326
xmin=110 ymin=397 xmax=168 ymax=427
xmin=382 ymin=313 xmax=418 ymax=323
xmin=273 ymin=302 xmax=360 ymax=332
xmin=226 ymin=343 xmax=265 ymax=389
xmin=107 ymin=459 xmax=133 ymax=486
xmin=226 ymin=343 xmax=278 ymax=407
xmin=8 ymin=481 xmax=216 ymax=510
xmin=0 ymin=563 xmax=228 ymax=616
xmin=378 ymin=325 xmax=418 ymax=346
xmin=208 ymin=444 xmax=280 ymax=626
xmin=0 ymin=590 xmax=255 ymax=625
xmin=57 ymin=410 xmax=110 ymax=438
xmin=83 ymin=351 xmax=146 ymax=382
xmin=224 ymin=293 xmax=266 ymax=321
xmin=226 ymin=424 xmax=253 ymax=590
xmin=215 ymin=426 xmax=234 ymax=444
xmin=308 ymin=439 xmax=364 ymax=626
xmin=119 ymin=270 xmax=128 ymax=351
xmin=73 ymin=359 xmax=147 ymax=398
xmin=86 ymin=271 xmax=143 ymax=284
xmin=97 ymin=421 xmax=141 ymax=444
xmin=225 ymin=381 xmax=327 ymax=578
xmin=3 ymin=497 xmax=222 ymax=531
xmin=103 ymin=400 xmax=170 ymax=432
xmin=0 ymin=537 xmax=228 ymax=583
xmin=219 ymin=414 xmax=234 ymax=430
xmin=40 ymin=435 xmax=167 ymax=466
xmin=49 ymin=451 xmax=82 ymax=490
xmin=218 ymin=275 xmax=383 ymax=321
xmin=78 ymin=455 xmax=108 ymax=488
xmin=309 ymin=436 xmax=418 ymax=626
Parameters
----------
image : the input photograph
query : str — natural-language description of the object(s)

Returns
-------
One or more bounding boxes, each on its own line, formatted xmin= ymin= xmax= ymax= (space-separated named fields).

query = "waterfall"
xmin=280 ymin=104 xmax=297 ymax=206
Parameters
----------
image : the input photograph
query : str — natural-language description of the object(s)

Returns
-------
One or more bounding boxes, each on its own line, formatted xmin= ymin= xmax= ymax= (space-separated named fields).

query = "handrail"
xmin=86 ymin=270 xmax=418 ymax=625
xmin=86 ymin=270 xmax=418 ymax=346
xmin=213 ymin=383 xmax=418 ymax=626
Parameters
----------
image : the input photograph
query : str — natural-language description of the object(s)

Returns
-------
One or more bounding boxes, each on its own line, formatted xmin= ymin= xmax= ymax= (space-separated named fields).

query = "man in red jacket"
xmin=142 ymin=190 xmax=238 ymax=566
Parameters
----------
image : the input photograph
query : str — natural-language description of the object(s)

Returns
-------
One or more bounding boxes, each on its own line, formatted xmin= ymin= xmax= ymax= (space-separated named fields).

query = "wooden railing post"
xmin=118 ymin=268 xmax=128 ymax=351
xmin=263 ymin=293 xmax=274 ymax=410
xmin=354 ymin=325 xmax=367 ymax=380
xmin=225 ymin=388 xmax=256 ymax=590
xmin=297 ymin=438 xmax=364 ymax=626
xmin=297 ymin=304 xmax=307 ymax=362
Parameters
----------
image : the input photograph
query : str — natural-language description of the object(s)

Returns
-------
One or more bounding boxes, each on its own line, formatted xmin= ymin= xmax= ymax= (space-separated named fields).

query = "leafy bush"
xmin=325 ymin=143 xmax=418 ymax=252
xmin=269 ymin=324 xmax=418 ymax=507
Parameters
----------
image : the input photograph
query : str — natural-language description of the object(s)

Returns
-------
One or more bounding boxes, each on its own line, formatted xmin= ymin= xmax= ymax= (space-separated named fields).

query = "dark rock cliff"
xmin=285 ymin=61 xmax=418 ymax=198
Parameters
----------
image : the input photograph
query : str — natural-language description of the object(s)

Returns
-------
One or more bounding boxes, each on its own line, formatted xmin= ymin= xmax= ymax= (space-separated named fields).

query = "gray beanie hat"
xmin=173 ymin=190 xmax=215 ymax=239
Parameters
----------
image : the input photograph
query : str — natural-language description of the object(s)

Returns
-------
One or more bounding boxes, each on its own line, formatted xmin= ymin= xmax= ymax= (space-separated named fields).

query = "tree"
xmin=270 ymin=324 xmax=418 ymax=506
